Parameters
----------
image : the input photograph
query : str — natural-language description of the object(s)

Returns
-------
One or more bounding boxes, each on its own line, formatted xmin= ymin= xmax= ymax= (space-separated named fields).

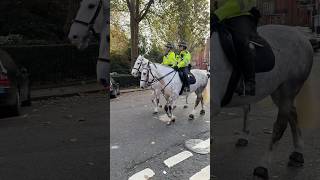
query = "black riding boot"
xmin=242 ymin=43 xmax=256 ymax=96
xmin=183 ymin=67 xmax=190 ymax=92
xmin=225 ymin=15 xmax=257 ymax=96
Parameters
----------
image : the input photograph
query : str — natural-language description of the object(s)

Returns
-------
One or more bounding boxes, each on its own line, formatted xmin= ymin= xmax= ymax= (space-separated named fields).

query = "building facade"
xmin=257 ymin=0 xmax=312 ymax=26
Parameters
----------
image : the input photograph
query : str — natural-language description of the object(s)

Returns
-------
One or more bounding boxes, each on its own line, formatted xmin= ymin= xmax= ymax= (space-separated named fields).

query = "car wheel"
xmin=117 ymin=86 xmax=120 ymax=95
xmin=112 ymin=89 xmax=118 ymax=98
xmin=21 ymin=86 xmax=31 ymax=106
xmin=10 ymin=92 xmax=21 ymax=116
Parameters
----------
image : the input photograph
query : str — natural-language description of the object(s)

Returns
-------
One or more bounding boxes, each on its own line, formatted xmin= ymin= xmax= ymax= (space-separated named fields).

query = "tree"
xmin=125 ymin=0 xmax=154 ymax=67
xmin=145 ymin=0 xmax=209 ymax=53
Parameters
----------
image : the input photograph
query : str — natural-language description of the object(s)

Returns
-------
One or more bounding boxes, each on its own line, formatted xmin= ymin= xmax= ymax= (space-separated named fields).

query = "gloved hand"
xmin=211 ymin=13 xmax=220 ymax=33
xmin=173 ymin=66 xmax=179 ymax=71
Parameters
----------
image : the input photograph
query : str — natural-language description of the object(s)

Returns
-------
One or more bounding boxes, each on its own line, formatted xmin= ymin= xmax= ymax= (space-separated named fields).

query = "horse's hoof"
xmin=159 ymin=105 xmax=162 ymax=108
xmin=166 ymin=121 xmax=172 ymax=126
xmin=153 ymin=111 xmax=158 ymax=115
xmin=253 ymin=166 xmax=269 ymax=180
xmin=189 ymin=114 xmax=194 ymax=120
xmin=171 ymin=118 xmax=176 ymax=122
xmin=235 ymin=138 xmax=248 ymax=147
xmin=288 ymin=152 xmax=304 ymax=167
xmin=183 ymin=105 xmax=188 ymax=109
xmin=200 ymin=110 xmax=205 ymax=115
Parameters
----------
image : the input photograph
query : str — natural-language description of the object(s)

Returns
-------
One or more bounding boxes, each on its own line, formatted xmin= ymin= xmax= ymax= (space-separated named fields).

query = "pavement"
xmin=31 ymin=82 xmax=143 ymax=100
xmin=110 ymin=90 xmax=210 ymax=180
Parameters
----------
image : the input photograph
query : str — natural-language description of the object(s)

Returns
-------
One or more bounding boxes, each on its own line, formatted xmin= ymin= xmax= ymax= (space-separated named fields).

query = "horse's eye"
xmin=88 ymin=4 xmax=95 ymax=9
xmin=137 ymin=62 xmax=140 ymax=65
xmin=143 ymin=73 xmax=146 ymax=75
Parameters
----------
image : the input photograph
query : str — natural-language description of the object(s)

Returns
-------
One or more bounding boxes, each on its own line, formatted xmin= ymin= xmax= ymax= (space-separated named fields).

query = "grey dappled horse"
xmin=68 ymin=0 xmax=109 ymax=86
xmin=131 ymin=55 xmax=191 ymax=114
xmin=212 ymin=25 xmax=313 ymax=179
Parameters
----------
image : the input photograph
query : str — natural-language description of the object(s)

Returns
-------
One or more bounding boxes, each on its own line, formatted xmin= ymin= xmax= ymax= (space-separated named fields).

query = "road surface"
xmin=0 ymin=93 xmax=108 ymax=180
xmin=110 ymin=89 xmax=210 ymax=179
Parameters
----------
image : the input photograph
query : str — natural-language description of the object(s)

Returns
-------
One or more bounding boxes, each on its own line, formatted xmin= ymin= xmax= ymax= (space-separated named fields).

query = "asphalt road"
xmin=0 ymin=92 xmax=108 ymax=180
xmin=110 ymin=90 xmax=210 ymax=180
xmin=213 ymin=52 xmax=320 ymax=180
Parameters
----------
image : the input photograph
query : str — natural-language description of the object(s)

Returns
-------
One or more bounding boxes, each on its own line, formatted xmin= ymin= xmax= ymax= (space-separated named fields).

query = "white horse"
xmin=140 ymin=61 xmax=209 ymax=125
xmin=68 ymin=0 xmax=109 ymax=86
xmin=131 ymin=55 xmax=191 ymax=114
xmin=212 ymin=25 xmax=314 ymax=179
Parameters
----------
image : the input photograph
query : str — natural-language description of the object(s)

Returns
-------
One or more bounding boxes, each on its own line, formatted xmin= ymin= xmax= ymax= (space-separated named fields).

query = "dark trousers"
xmin=224 ymin=15 xmax=257 ymax=84
xmin=178 ymin=67 xmax=190 ymax=88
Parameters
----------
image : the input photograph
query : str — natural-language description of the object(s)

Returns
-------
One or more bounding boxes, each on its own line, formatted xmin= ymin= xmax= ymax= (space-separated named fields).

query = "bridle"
xmin=140 ymin=62 xmax=177 ymax=93
xmin=140 ymin=63 xmax=157 ymax=86
xmin=72 ymin=0 xmax=103 ymax=37
xmin=132 ymin=57 xmax=146 ymax=74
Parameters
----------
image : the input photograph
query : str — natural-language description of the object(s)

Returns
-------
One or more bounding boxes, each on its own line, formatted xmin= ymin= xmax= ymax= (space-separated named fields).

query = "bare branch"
xmin=138 ymin=0 xmax=154 ymax=22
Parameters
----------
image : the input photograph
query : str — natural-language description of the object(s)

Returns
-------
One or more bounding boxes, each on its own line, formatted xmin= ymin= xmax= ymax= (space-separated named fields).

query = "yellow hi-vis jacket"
xmin=176 ymin=50 xmax=191 ymax=68
xmin=162 ymin=51 xmax=177 ymax=67
xmin=214 ymin=0 xmax=256 ymax=21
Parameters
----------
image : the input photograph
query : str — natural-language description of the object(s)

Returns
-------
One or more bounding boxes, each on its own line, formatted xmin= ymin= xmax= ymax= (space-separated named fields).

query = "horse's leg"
xmin=287 ymin=104 xmax=304 ymax=167
xmin=151 ymin=89 xmax=158 ymax=114
xmin=166 ymin=98 xmax=176 ymax=125
xmin=184 ymin=94 xmax=189 ymax=109
xmin=200 ymin=94 xmax=205 ymax=115
xmin=189 ymin=91 xmax=202 ymax=120
xmin=156 ymin=89 xmax=162 ymax=108
xmin=236 ymin=104 xmax=251 ymax=147
xmin=254 ymin=84 xmax=303 ymax=179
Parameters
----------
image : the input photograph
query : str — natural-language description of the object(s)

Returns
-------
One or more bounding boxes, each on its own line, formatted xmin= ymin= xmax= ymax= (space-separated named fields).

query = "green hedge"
xmin=111 ymin=74 xmax=140 ymax=88
xmin=0 ymin=44 xmax=98 ymax=85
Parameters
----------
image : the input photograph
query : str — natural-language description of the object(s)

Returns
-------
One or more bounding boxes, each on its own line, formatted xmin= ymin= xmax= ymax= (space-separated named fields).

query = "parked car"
xmin=110 ymin=77 xmax=120 ymax=98
xmin=0 ymin=49 xmax=31 ymax=116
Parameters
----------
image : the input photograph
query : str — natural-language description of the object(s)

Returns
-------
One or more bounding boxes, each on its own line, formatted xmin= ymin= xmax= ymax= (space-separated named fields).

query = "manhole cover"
xmin=185 ymin=139 xmax=210 ymax=155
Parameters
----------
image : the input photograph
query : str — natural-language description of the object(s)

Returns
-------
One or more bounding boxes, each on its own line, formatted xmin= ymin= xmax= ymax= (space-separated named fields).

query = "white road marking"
xmin=128 ymin=168 xmax=155 ymax=180
xmin=189 ymin=165 xmax=210 ymax=180
xmin=164 ymin=151 xmax=193 ymax=168
xmin=111 ymin=145 xmax=119 ymax=149
xmin=193 ymin=138 xmax=210 ymax=150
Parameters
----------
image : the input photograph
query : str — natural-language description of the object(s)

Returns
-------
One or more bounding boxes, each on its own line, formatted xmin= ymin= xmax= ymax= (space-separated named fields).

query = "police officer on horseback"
xmin=176 ymin=41 xmax=192 ymax=92
xmin=211 ymin=0 xmax=261 ymax=96
xmin=161 ymin=42 xmax=177 ymax=68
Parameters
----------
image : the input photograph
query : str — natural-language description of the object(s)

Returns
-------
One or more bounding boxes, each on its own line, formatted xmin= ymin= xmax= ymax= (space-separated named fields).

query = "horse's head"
xmin=140 ymin=63 xmax=150 ymax=89
xmin=131 ymin=55 xmax=148 ymax=77
xmin=68 ymin=0 xmax=102 ymax=50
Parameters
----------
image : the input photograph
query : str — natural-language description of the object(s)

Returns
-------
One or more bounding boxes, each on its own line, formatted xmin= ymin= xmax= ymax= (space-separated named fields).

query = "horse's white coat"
xmin=211 ymin=24 xmax=314 ymax=175
xmin=140 ymin=62 xmax=209 ymax=121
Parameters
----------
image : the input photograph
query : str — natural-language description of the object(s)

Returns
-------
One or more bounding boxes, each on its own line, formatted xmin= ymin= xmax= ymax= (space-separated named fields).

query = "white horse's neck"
xmin=150 ymin=63 xmax=174 ymax=79
xmin=98 ymin=1 xmax=108 ymax=60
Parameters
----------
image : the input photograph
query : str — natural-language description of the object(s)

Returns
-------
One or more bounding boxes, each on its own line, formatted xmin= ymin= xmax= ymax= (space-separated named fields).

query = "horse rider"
xmin=211 ymin=0 xmax=261 ymax=96
xmin=161 ymin=42 xmax=177 ymax=68
xmin=175 ymin=41 xmax=192 ymax=92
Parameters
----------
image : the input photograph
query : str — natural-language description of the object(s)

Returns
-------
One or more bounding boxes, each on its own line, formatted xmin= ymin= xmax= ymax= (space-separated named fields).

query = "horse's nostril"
xmin=73 ymin=35 xmax=78 ymax=39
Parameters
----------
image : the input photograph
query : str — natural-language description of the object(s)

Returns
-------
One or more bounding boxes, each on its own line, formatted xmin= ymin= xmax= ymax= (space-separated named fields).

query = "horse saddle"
xmin=178 ymin=71 xmax=196 ymax=95
xmin=187 ymin=72 xmax=196 ymax=85
xmin=217 ymin=26 xmax=276 ymax=107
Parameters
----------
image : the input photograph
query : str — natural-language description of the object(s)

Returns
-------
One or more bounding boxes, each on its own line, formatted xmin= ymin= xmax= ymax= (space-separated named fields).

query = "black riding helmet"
xmin=165 ymin=42 xmax=174 ymax=49
xmin=178 ymin=41 xmax=187 ymax=49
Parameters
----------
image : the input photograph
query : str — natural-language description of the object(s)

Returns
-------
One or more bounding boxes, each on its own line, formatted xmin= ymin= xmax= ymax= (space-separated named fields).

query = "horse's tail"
xmin=296 ymin=76 xmax=320 ymax=128
xmin=202 ymin=83 xmax=209 ymax=104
